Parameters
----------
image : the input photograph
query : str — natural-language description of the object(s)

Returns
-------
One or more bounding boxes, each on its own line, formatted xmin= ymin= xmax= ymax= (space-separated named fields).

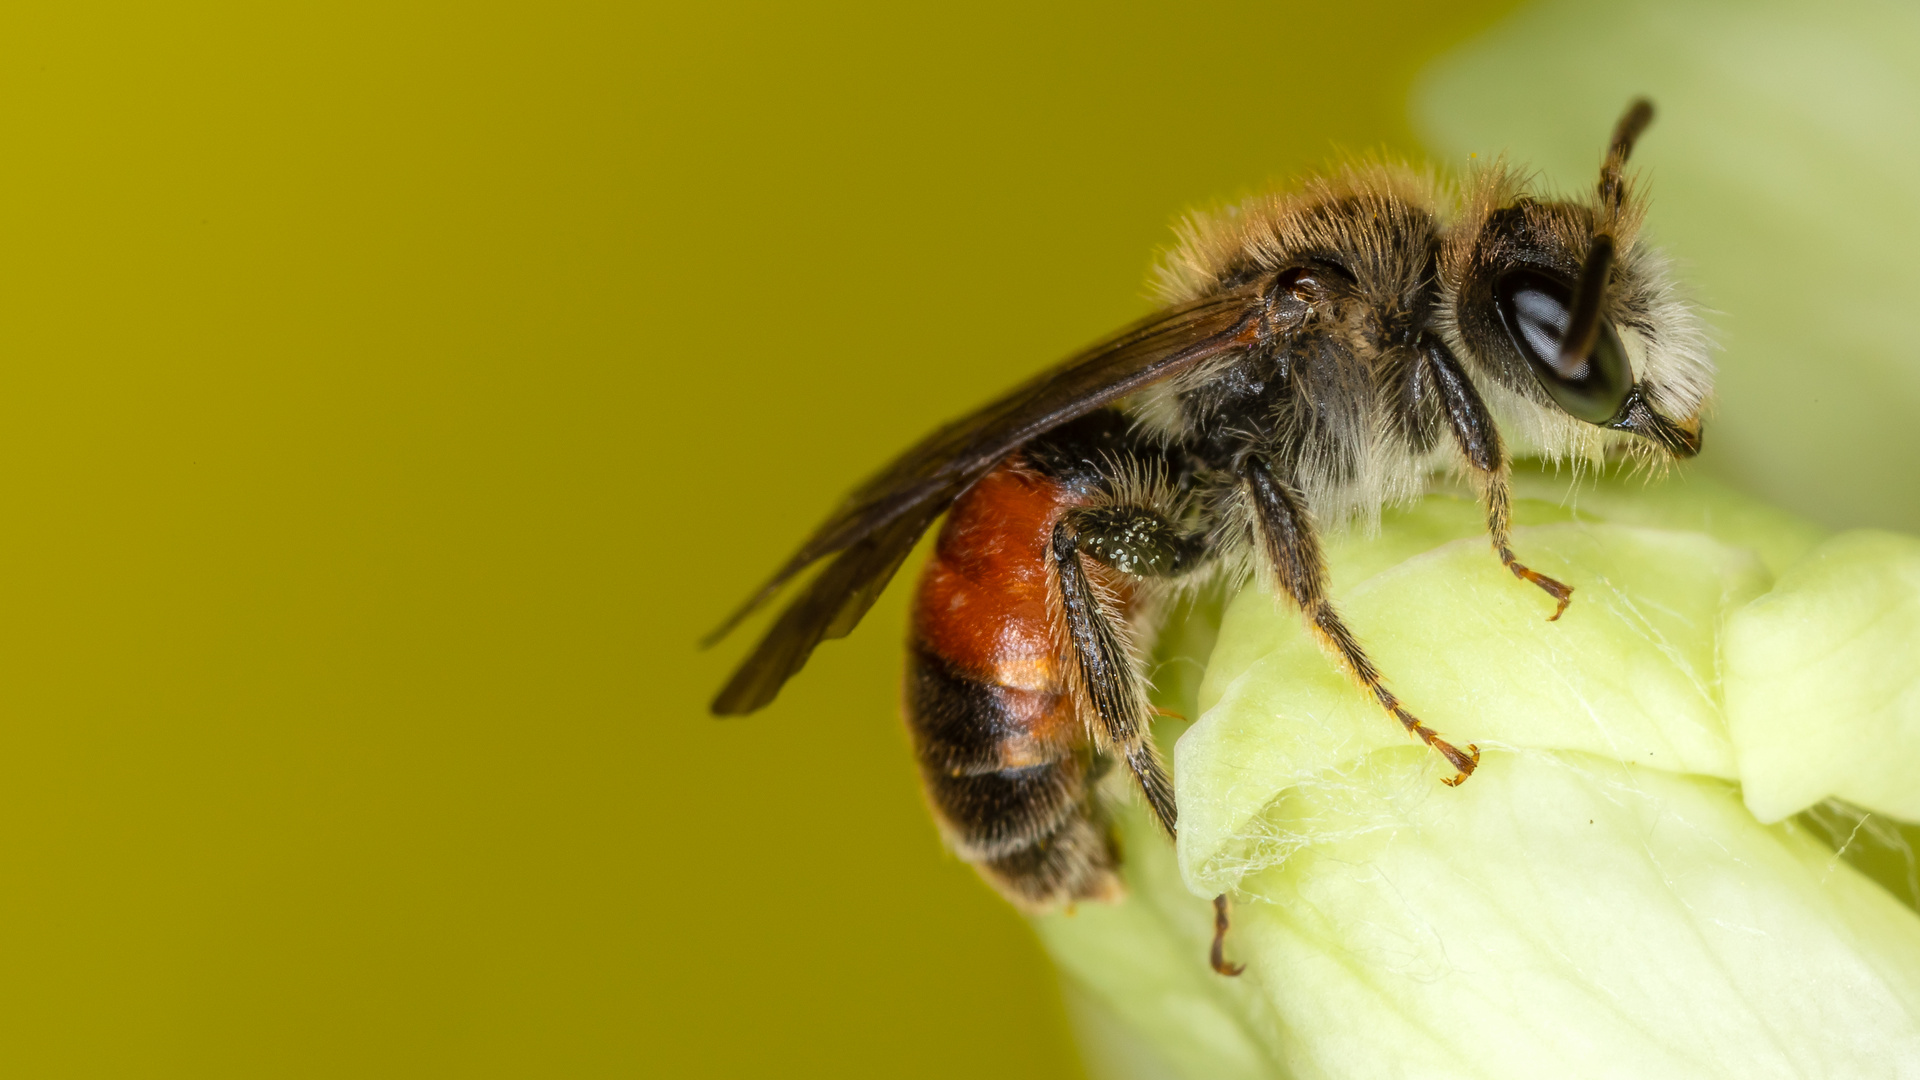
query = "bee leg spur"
xmin=1210 ymin=894 xmax=1245 ymax=977
xmin=1052 ymin=503 xmax=1206 ymax=836
xmin=1243 ymin=459 xmax=1479 ymax=785
xmin=1418 ymin=334 xmax=1574 ymax=620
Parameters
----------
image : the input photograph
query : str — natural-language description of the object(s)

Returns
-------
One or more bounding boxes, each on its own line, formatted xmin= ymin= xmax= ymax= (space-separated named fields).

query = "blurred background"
xmin=0 ymin=1 xmax=1914 ymax=1077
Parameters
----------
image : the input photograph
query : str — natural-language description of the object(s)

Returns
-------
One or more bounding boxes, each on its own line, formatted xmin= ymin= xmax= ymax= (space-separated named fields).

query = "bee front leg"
xmin=1243 ymin=458 xmax=1480 ymax=786
xmin=1419 ymin=333 xmax=1574 ymax=620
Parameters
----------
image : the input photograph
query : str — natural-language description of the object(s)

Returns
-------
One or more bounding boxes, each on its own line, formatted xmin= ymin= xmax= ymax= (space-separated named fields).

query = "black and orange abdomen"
xmin=905 ymin=463 xmax=1121 ymax=910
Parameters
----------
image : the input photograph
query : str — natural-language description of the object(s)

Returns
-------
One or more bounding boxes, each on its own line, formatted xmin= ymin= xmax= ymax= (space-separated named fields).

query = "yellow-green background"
xmin=20 ymin=1 xmax=1916 ymax=1076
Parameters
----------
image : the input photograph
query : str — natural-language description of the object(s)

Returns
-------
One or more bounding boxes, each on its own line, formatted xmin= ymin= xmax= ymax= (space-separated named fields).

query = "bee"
xmin=705 ymin=100 xmax=1709 ymax=974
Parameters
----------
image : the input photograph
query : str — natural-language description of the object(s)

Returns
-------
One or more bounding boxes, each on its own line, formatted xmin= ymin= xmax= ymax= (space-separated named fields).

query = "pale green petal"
xmin=1042 ymin=476 xmax=1920 ymax=1078
xmin=1232 ymin=750 xmax=1920 ymax=1079
xmin=1034 ymin=803 xmax=1283 ymax=1080
xmin=1726 ymin=530 xmax=1920 ymax=823
xmin=1506 ymin=466 xmax=1827 ymax=578
xmin=1181 ymin=511 xmax=1769 ymax=895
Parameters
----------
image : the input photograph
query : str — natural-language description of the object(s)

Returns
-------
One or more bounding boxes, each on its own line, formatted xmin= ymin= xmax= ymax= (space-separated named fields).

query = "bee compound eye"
xmin=1492 ymin=268 xmax=1633 ymax=424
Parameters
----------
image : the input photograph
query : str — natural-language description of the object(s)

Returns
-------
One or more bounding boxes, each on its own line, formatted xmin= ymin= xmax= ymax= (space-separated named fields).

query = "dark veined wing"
xmin=707 ymin=287 xmax=1266 ymax=715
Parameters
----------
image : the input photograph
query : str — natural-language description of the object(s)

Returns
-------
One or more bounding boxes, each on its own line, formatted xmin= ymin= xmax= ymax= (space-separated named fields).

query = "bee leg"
xmin=1420 ymin=333 xmax=1573 ymax=620
xmin=1056 ymin=504 xmax=1249 ymax=974
xmin=1243 ymin=458 xmax=1480 ymax=786
xmin=1210 ymin=894 xmax=1245 ymax=977
xmin=1050 ymin=504 xmax=1205 ymax=837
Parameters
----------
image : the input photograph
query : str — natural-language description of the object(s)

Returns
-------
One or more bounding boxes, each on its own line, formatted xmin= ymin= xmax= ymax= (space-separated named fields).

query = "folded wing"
xmin=708 ymin=289 xmax=1264 ymax=715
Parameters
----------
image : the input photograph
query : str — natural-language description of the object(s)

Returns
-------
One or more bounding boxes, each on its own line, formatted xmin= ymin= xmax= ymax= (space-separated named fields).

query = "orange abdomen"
xmin=912 ymin=466 xmax=1075 ymax=739
xmin=904 ymin=462 xmax=1120 ymax=910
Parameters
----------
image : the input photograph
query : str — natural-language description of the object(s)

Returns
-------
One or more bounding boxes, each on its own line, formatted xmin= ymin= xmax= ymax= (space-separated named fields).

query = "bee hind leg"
xmin=1050 ymin=501 xmax=1207 ymax=836
xmin=1211 ymin=894 xmax=1245 ymax=977
xmin=1055 ymin=504 xmax=1257 ymax=976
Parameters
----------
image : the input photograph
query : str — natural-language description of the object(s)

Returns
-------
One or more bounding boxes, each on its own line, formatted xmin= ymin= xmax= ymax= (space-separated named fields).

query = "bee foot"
xmin=1505 ymin=558 xmax=1573 ymax=620
xmin=1434 ymin=738 xmax=1480 ymax=786
xmin=1210 ymin=894 xmax=1245 ymax=977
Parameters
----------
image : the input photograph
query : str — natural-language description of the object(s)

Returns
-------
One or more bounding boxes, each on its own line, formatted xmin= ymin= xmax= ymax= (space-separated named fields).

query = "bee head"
xmin=1441 ymin=100 xmax=1712 ymax=464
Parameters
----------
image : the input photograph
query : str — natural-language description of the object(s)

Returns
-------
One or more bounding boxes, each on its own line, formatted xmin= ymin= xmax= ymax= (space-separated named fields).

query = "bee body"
xmin=711 ymin=102 xmax=1709 ymax=936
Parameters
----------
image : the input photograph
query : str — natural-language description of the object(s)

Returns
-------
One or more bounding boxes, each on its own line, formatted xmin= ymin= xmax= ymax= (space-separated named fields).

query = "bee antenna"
xmin=1573 ymin=98 xmax=1649 ymax=357
xmin=1599 ymin=98 xmax=1654 ymax=211
xmin=1559 ymin=235 xmax=1614 ymax=369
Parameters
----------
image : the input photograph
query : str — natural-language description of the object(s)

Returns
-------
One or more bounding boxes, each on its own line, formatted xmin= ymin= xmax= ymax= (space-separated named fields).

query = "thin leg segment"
xmin=1242 ymin=458 xmax=1479 ymax=785
xmin=1421 ymin=334 xmax=1573 ymax=620
xmin=1211 ymin=894 xmax=1245 ymax=977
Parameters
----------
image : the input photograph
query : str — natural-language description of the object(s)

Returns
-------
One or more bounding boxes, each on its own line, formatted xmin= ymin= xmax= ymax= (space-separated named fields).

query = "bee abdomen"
xmin=904 ymin=462 xmax=1121 ymax=911
xmin=906 ymin=645 xmax=1120 ymax=909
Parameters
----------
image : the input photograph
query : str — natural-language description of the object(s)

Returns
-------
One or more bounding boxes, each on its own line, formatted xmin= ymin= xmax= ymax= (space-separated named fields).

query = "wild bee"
xmin=705 ymin=101 xmax=1709 ymax=974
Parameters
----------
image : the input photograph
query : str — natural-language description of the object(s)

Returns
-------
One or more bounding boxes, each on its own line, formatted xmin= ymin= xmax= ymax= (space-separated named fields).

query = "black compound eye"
xmin=1493 ymin=268 xmax=1633 ymax=424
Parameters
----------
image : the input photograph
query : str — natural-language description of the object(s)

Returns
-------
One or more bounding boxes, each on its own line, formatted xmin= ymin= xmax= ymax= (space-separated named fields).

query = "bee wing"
xmin=708 ymin=288 xmax=1264 ymax=715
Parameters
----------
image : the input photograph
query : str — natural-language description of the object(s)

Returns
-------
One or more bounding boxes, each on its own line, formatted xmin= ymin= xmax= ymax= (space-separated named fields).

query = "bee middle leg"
xmin=1243 ymin=458 xmax=1480 ymax=785
xmin=1419 ymin=334 xmax=1573 ymax=619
